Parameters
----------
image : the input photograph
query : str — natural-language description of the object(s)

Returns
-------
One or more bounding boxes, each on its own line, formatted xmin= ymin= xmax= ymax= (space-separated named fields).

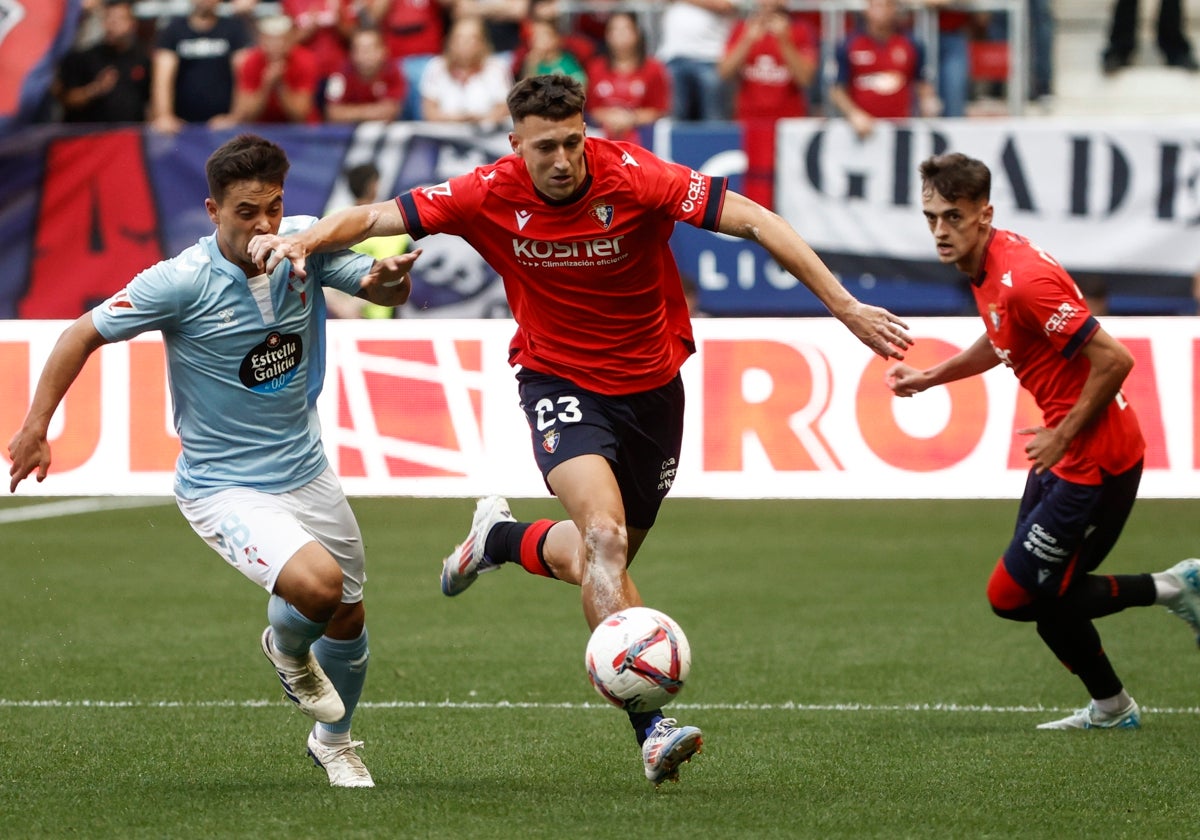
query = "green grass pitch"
xmin=3 ymin=496 xmax=1199 ymax=838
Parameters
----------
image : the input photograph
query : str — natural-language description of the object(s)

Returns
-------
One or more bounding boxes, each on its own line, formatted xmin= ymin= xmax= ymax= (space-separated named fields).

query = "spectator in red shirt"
xmin=214 ymin=15 xmax=322 ymax=126
xmin=584 ymin=11 xmax=669 ymax=145
xmin=718 ymin=0 xmax=817 ymax=208
xmin=828 ymin=0 xmax=939 ymax=139
xmin=283 ymin=0 xmax=358 ymax=80
xmin=368 ymin=0 xmax=449 ymax=59
xmin=323 ymin=27 xmax=407 ymax=122
xmin=364 ymin=0 xmax=454 ymax=119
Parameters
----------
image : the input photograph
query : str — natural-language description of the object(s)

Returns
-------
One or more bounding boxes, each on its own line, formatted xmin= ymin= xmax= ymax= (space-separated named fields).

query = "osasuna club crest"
xmin=588 ymin=201 xmax=614 ymax=230
xmin=988 ymin=304 xmax=1001 ymax=331
xmin=542 ymin=428 xmax=560 ymax=453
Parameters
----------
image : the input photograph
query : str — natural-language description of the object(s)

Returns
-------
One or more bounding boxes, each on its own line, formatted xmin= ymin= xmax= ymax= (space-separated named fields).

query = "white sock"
xmin=314 ymin=725 xmax=352 ymax=747
xmin=1152 ymin=571 xmax=1183 ymax=604
xmin=1094 ymin=690 xmax=1133 ymax=715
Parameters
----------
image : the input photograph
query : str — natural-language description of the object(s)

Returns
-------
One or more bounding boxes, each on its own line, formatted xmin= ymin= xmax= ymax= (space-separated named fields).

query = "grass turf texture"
xmin=2 ymin=496 xmax=1199 ymax=838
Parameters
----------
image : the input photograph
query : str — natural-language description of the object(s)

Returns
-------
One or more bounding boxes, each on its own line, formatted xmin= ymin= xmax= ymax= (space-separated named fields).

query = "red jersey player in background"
xmin=249 ymin=75 xmax=913 ymax=785
xmin=887 ymin=152 xmax=1200 ymax=731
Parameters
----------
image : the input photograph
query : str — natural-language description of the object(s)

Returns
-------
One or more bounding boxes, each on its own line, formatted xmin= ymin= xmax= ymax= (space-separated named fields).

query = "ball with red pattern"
xmin=585 ymin=606 xmax=691 ymax=712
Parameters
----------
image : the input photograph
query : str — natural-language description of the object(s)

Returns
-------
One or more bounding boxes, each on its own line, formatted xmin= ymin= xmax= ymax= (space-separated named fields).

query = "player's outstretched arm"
xmin=716 ymin=191 xmax=911 ymax=359
xmin=8 ymin=314 xmax=110 ymax=493
xmin=248 ymin=200 xmax=409 ymax=278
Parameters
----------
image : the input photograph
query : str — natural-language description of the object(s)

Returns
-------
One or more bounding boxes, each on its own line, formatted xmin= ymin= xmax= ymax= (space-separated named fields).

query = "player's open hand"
xmin=7 ymin=428 xmax=50 ymax=493
xmin=843 ymin=301 xmax=911 ymax=360
xmin=247 ymin=233 xmax=308 ymax=278
xmin=361 ymin=249 xmax=422 ymax=307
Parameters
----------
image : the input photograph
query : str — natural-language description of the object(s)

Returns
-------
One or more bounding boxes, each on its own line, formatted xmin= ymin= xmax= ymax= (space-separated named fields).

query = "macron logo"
xmin=1001 ymin=271 xmax=1013 ymax=287
xmin=515 ymin=210 xmax=532 ymax=230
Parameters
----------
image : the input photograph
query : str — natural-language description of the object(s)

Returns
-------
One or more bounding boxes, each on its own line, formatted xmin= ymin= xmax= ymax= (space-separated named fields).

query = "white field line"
xmin=2 ymin=699 xmax=1199 ymax=715
xmin=0 ymin=497 xmax=171 ymax=524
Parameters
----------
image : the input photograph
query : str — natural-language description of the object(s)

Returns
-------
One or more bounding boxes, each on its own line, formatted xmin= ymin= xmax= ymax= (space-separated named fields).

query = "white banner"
xmin=2 ymin=317 xmax=1197 ymax=499
xmin=776 ymin=118 xmax=1200 ymax=276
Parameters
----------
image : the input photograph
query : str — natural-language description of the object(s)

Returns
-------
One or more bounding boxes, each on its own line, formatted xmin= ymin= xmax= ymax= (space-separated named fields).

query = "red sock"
xmin=519 ymin=519 xmax=556 ymax=579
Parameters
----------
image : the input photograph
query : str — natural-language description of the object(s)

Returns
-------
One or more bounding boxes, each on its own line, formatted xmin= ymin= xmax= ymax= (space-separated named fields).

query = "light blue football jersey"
xmin=91 ymin=216 xmax=372 ymax=499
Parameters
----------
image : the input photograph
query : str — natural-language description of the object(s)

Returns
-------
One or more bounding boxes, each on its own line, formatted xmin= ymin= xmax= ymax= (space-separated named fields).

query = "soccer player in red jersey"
xmin=249 ymin=74 xmax=914 ymax=783
xmin=887 ymin=152 xmax=1200 ymax=731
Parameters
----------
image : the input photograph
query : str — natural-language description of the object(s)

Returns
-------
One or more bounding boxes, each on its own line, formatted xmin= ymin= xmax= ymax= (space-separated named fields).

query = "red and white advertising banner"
xmin=1 ymin=317 xmax=1197 ymax=499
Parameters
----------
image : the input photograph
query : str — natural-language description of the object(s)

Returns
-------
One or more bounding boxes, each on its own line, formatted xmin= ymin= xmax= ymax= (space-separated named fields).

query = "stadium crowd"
xmin=51 ymin=0 xmax=1069 ymax=147
xmin=33 ymin=0 xmax=1200 ymax=317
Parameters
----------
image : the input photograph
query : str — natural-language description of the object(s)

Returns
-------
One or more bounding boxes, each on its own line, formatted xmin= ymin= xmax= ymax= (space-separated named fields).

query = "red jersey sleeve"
xmin=395 ymin=164 xmax=493 ymax=240
xmin=1007 ymin=262 xmax=1098 ymax=362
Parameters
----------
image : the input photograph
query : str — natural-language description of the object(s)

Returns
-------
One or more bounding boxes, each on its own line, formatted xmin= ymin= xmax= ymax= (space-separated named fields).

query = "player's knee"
xmin=581 ymin=516 xmax=628 ymax=569
xmin=987 ymin=558 xmax=1036 ymax=621
xmin=278 ymin=549 xmax=345 ymax=619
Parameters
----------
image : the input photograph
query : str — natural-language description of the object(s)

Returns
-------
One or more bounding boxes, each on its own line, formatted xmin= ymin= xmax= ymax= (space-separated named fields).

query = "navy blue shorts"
xmin=1003 ymin=459 xmax=1143 ymax=598
xmin=516 ymin=369 xmax=685 ymax=530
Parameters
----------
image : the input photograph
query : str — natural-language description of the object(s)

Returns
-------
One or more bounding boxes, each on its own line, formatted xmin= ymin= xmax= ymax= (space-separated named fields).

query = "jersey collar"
xmin=970 ymin=228 xmax=997 ymax=287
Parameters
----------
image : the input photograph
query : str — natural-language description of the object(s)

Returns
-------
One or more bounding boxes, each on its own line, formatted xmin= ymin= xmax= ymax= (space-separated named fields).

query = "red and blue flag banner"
xmin=0 ymin=0 xmax=80 ymax=132
xmin=0 ymin=118 xmax=1198 ymax=319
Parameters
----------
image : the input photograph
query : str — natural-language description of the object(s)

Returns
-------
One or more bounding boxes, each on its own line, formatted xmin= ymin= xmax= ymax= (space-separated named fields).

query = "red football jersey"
xmin=237 ymin=45 xmax=320 ymax=123
xmin=835 ymin=31 xmax=923 ymax=119
xmin=726 ymin=18 xmax=817 ymax=120
xmin=379 ymin=0 xmax=445 ymax=59
xmin=585 ymin=58 xmax=671 ymax=113
xmin=323 ymin=61 xmax=407 ymax=108
xmin=971 ymin=228 xmax=1144 ymax=484
xmin=397 ymin=137 xmax=728 ymax=395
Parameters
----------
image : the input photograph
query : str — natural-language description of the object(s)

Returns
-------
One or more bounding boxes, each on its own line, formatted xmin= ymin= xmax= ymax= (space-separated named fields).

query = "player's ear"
xmin=980 ymin=202 xmax=994 ymax=227
xmin=204 ymin=197 xmax=220 ymax=225
xmin=509 ymin=131 xmax=519 ymax=154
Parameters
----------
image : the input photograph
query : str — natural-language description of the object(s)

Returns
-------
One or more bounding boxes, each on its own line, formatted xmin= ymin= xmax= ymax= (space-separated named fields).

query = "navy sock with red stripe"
xmin=484 ymin=519 xmax=557 ymax=578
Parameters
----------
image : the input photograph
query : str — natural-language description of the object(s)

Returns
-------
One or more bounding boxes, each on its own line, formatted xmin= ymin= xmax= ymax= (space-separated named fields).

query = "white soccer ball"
xmin=584 ymin=606 xmax=691 ymax=712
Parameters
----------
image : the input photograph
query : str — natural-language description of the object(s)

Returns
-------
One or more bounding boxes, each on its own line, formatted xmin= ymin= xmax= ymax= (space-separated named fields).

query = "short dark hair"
xmin=507 ymin=75 xmax=586 ymax=123
xmin=918 ymin=153 xmax=991 ymax=204
xmin=345 ymin=162 xmax=380 ymax=203
xmin=205 ymin=133 xmax=290 ymax=204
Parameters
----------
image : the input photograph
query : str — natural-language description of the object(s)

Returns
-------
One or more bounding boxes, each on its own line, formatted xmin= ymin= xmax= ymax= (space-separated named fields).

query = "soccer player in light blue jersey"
xmin=7 ymin=134 xmax=418 ymax=787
